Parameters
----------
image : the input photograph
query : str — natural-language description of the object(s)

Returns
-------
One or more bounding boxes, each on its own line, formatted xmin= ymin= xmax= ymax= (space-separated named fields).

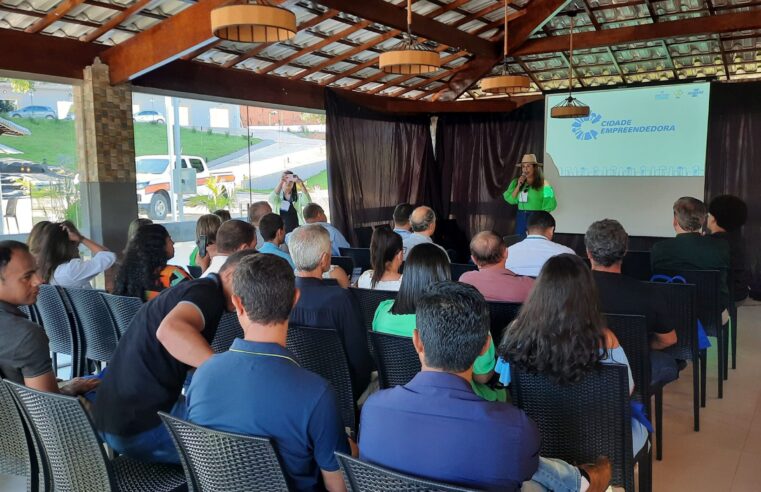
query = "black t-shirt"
xmin=94 ymin=276 xmax=226 ymax=436
xmin=593 ymin=270 xmax=672 ymax=336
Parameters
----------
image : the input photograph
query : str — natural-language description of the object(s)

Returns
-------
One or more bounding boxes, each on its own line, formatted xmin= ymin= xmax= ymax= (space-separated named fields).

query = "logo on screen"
xmin=571 ymin=112 xmax=602 ymax=141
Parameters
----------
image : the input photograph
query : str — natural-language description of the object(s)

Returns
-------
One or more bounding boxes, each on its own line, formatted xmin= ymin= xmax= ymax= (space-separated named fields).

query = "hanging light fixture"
xmin=480 ymin=0 xmax=531 ymax=95
xmin=550 ymin=13 xmax=590 ymax=118
xmin=379 ymin=0 xmax=441 ymax=74
xmin=211 ymin=0 xmax=297 ymax=44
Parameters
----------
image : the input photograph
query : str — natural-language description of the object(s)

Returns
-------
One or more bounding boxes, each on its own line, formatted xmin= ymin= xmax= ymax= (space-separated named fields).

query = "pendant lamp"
xmin=550 ymin=13 xmax=590 ymax=118
xmin=379 ymin=0 xmax=441 ymax=74
xmin=480 ymin=0 xmax=531 ymax=95
xmin=211 ymin=0 xmax=297 ymax=44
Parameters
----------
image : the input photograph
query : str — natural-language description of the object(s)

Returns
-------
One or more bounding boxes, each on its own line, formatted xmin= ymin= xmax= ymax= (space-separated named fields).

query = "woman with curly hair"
xmin=113 ymin=224 xmax=191 ymax=301
xmin=497 ymin=253 xmax=647 ymax=455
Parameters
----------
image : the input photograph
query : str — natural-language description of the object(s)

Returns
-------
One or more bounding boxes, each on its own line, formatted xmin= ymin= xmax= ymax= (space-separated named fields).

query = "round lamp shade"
xmin=550 ymin=104 xmax=590 ymax=118
xmin=211 ymin=4 xmax=297 ymax=43
xmin=379 ymin=49 xmax=441 ymax=75
xmin=480 ymin=74 xmax=531 ymax=95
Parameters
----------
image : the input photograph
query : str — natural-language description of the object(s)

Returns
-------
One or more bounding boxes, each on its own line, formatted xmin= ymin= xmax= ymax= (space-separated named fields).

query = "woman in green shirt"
xmin=372 ymin=243 xmax=505 ymax=402
xmin=269 ymin=171 xmax=312 ymax=234
xmin=503 ymin=154 xmax=557 ymax=236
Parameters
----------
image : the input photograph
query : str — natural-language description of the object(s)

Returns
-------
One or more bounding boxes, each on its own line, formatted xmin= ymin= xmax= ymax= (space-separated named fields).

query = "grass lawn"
xmin=0 ymin=117 xmax=257 ymax=169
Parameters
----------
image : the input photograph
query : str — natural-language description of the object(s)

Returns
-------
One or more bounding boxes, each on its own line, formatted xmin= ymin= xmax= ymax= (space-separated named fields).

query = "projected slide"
xmin=545 ymin=83 xmax=711 ymax=177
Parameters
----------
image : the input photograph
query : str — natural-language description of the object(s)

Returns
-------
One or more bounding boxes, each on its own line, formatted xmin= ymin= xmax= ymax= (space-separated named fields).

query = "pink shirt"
xmin=459 ymin=267 xmax=534 ymax=303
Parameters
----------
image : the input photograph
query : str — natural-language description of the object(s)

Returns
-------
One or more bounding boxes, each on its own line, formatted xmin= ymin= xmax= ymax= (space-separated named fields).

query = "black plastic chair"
xmin=353 ymin=226 xmax=374 ymax=248
xmin=449 ymin=262 xmax=477 ymax=281
xmin=486 ymin=301 xmax=522 ymax=346
xmin=339 ymin=247 xmax=371 ymax=272
xmin=605 ymin=314 xmax=650 ymax=406
xmin=621 ymin=251 xmax=652 ymax=281
xmin=62 ymin=287 xmax=120 ymax=369
xmin=5 ymin=380 xmax=185 ymax=492
xmin=350 ymin=288 xmax=397 ymax=331
xmin=0 ymin=380 xmax=42 ymax=492
xmin=34 ymin=284 xmax=80 ymax=378
xmin=210 ymin=312 xmax=243 ymax=353
xmin=286 ymin=325 xmax=356 ymax=433
xmin=159 ymin=413 xmax=289 ymax=492
xmin=331 ymin=256 xmax=355 ymax=278
xmin=368 ymin=331 xmax=420 ymax=389
xmin=336 ymin=452 xmax=476 ymax=492
xmin=502 ymin=234 xmax=523 ymax=248
xmin=510 ymin=364 xmax=651 ymax=492
xmin=100 ymin=293 xmax=143 ymax=337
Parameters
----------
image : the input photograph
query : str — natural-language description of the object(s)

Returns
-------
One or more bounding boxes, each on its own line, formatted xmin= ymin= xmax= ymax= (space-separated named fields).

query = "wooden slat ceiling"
xmin=1 ymin=0 xmax=760 ymax=106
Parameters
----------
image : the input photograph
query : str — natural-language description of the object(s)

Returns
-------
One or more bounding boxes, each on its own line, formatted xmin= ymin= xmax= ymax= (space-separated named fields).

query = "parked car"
xmin=136 ymin=155 xmax=236 ymax=220
xmin=9 ymin=106 xmax=57 ymax=119
xmin=134 ymin=110 xmax=165 ymax=124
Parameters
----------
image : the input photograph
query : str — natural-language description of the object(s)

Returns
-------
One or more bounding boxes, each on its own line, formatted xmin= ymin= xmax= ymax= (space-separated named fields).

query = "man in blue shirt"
xmin=360 ymin=281 xmax=611 ymax=492
xmin=186 ymin=253 xmax=350 ymax=492
xmin=286 ymin=203 xmax=350 ymax=257
xmin=392 ymin=202 xmax=414 ymax=239
xmin=257 ymin=213 xmax=296 ymax=269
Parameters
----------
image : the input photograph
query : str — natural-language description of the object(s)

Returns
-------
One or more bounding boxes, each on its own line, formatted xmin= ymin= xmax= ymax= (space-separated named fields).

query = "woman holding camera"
xmin=503 ymin=154 xmax=557 ymax=236
xmin=269 ymin=170 xmax=312 ymax=234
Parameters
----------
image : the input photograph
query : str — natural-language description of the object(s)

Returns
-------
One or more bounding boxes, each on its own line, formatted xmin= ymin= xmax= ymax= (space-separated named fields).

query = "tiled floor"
xmin=2 ymin=303 xmax=759 ymax=491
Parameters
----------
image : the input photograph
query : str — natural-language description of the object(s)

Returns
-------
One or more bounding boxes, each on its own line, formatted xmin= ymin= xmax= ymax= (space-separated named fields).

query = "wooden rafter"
xmin=0 ymin=4 xmax=104 ymax=30
xmin=642 ymin=0 xmax=658 ymax=22
xmin=0 ymin=28 xmax=104 ymax=79
xmin=580 ymin=0 xmax=601 ymax=31
xmin=659 ymin=40 xmax=679 ymax=80
xmin=705 ymin=0 xmax=730 ymax=80
xmin=81 ymin=0 xmax=153 ymax=43
xmin=514 ymin=56 xmax=543 ymax=90
xmin=182 ymin=40 xmax=224 ymax=61
xmin=26 ymin=0 xmax=88 ymax=34
xmin=390 ymin=55 xmax=469 ymax=97
xmin=558 ymin=51 xmax=585 ymax=87
xmin=606 ymin=47 xmax=627 ymax=82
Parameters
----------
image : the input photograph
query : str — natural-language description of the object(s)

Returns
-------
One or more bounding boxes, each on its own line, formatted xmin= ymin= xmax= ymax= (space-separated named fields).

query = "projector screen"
xmin=544 ymin=83 xmax=710 ymax=237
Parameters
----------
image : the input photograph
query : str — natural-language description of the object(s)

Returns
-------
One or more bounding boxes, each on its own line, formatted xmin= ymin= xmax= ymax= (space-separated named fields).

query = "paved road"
xmin=246 ymin=160 xmax=326 ymax=189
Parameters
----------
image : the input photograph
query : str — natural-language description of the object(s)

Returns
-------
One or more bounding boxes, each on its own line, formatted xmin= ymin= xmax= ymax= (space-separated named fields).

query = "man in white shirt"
xmin=201 ymin=220 xmax=258 ymax=277
xmin=402 ymin=206 xmax=448 ymax=260
xmin=505 ymin=212 xmax=575 ymax=277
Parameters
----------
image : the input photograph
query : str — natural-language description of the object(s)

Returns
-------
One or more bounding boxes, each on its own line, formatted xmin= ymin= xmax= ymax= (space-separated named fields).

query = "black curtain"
xmin=705 ymin=81 xmax=761 ymax=295
xmin=326 ymin=90 xmax=437 ymax=244
xmin=434 ymin=101 xmax=545 ymax=242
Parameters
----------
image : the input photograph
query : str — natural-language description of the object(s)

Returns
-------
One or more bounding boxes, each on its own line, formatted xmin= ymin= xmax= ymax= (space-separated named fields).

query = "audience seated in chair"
xmin=248 ymin=200 xmax=273 ymax=250
xmin=93 ymin=249 xmax=258 ymax=464
xmin=189 ymin=214 xmax=222 ymax=273
xmin=401 ymin=206 xmax=448 ymax=261
xmin=586 ymin=219 xmax=679 ymax=386
xmin=505 ymin=212 xmax=575 ymax=277
xmin=186 ymin=254 xmax=350 ymax=492
xmin=707 ymin=195 xmax=749 ymax=302
xmin=114 ymin=224 xmax=191 ymax=302
xmin=286 ymin=203 xmax=350 ymax=258
xmin=360 ymin=281 xmax=612 ymax=492
xmin=392 ymin=202 xmax=414 ymax=240
xmin=460 ymin=231 xmax=534 ymax=303
xmin=497 ymin=254 xmax=649 ymax=456
xmin=201 ymin=220 xmax=258 ymax=278
xmin=289 ymin=224 xmax=372 ymax=401
xmin=258 ymin=213 xmax=295 ymax=269
xmin=372 ymin=243 xmax=503 ymax=402
xmin=650 ymin=197 xmax=731 ymax=313
xmin=0 ymin=240 xmax=98 ymax=396
xmin=357 ymin=225 xmax=403 ymax=291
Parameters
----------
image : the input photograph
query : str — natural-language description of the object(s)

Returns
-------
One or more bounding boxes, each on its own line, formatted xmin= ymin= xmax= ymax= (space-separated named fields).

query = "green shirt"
xmin=503 ymin=178 xmax=557 ymax=212
xmin=268 ymin=188 xmax=312 ymax=226
xmin=372 ymin=299 xmax=505 ymax=402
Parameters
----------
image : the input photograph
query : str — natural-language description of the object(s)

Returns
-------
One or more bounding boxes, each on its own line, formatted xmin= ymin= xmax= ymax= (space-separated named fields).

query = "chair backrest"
xmin=159 ymin=413 xmax=289 ymax=492
xmin=449 ymin=263 xmax=477 ymax=281
xmin=99 ymin=293 xmax=143 ymax=337
xmin=487 ymin=301 xmax=522 ymax=346
xmin=510 ymin=364 xmax=634 ymax=490
xmin=210 ymin=312 xmax=244 ymax=353
xmin=61 ymin=287 xmax=119 ymax=364
xmin=331 ymin=256 xmax=355 ymax=278
xmin=350 ymin=288 xmax=397 ymax=331
xmin=368 ymin=332 xmax=420 ymax=389
xmin=4 ymin=380 xmax=115 ymax=491
xmin=336 ymin=452 xmax=475 ymax=492
xmin=339 ymin=247 xmax=371 ymax=272
xmin=35 ymin=284 xmax=80 ymax=376
xmin=653 ymin=269 xmax=720 ymax=335
xmin=286 ymin=325 xmax=356 ymax=432
xmin=646 ymin=281 xmax=698 ymax=361
xmin=621 ymin=251 xmax=652 ymax=281
xmin=353 ymin=226 xmax=374 ymax=248
xmin=0 ymin=381 xmax=35 ymax=484
xmin=5 ymin=197 xmax=18 ymax=216
xmin=604 ymin=314 xmax=650 ymax=404
xmin=503 ymin=234 xmax=523 ymax=248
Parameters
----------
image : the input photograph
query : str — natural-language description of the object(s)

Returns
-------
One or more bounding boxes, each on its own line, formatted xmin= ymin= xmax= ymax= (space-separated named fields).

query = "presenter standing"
xmin=503 ymin=154 xmax=557 ymax=236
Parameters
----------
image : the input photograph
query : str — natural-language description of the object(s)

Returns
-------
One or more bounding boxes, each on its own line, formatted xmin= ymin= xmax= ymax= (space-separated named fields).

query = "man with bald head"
xmin=248 ymin=201 xmax=273 ymax=250
xmin=402 ymin=206 xmax=447 ymax=260
xmin=459 ymin=231 xmax=534 ymax=303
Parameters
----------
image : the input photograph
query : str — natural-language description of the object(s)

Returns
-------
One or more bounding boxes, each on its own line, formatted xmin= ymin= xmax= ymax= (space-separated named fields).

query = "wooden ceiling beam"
xmin=81 ymin=0 xmax=153 ymax=42
xmin=0 ymin=28 xmax=104 ymax=79
xmin=705 ymin=0 xmax=730 ymax=80
xmin=101 ymin=0 xmax=232 ymax=84
xmin=0 ymin=4 xmax=104 ymax=29
xmin=315 ymin=0 xmax=500 ymax=58
xmin=514 ymin=11 xmax=761 ymax=56
xmin=26 ymin=0 xmax=88 ymax=34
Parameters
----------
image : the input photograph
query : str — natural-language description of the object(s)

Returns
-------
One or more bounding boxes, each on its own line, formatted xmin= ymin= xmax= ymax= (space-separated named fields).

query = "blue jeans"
xmin=651 ymin=350 xmax=679 ymax=387
xmin=515 ymin=210 xmax=530 ymax=236
xmin=101 ymin=398 xmax=187 ymax=465
xmin=523 ymin=457 xmax=582 ymax=491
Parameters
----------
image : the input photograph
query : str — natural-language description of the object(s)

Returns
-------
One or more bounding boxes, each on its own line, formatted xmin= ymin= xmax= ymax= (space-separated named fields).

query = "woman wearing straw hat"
xmin=503 ymin=154 xmax=557 ymax=236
